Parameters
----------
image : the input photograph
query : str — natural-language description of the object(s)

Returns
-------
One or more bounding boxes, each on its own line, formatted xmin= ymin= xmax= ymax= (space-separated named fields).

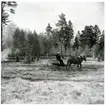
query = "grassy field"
xmin=1 ymin=58 xmax=104 ymax=104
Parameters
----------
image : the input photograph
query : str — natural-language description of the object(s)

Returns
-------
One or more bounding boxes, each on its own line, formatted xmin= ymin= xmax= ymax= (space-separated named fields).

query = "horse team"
xmin=56 ymin=52 xmax=87 ymax=69
xmin=66 ymin=54 xmax=86 ymax=69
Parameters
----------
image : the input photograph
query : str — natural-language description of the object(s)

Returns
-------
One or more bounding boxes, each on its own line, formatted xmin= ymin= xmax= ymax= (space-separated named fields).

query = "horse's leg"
xmin=80 ymin=63 xmax=82 ymax=68
xmin=66 ymin=62 xmax=69 ymax=70
xmin=77 ymin=64 xmax=79 ymax=68
xmin=66 ymin=64 xmax=68 ymax=70
xmin=66 ymin=62 xmax=71 ymax=70
xmin=69 ymin=63 xmax=72 ymax=69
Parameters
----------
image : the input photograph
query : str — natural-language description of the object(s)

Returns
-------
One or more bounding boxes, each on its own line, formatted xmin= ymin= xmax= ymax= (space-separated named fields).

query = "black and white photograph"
xmin=1 ymin=0 xmax=105 ymax=104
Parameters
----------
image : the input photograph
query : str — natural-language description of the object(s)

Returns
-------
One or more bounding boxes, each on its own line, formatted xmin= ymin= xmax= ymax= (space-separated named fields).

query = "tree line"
xmin=6 ymin=13 xmax=104 ymax=63
xmin=1 ymin=1 xmax=104 ymax=63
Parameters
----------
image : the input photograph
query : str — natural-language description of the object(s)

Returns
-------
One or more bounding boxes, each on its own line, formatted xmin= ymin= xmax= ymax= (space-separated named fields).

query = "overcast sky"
xmin=9 ymin=2 xmax=104 ymax=34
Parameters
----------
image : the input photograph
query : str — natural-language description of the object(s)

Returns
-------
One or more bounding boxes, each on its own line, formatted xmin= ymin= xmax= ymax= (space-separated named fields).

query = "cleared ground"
xmin=1 ymin=58 xmax=104 ymax=104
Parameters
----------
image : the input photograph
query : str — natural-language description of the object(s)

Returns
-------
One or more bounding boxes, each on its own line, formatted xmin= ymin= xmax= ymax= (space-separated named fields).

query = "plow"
xmin=46 ymin=59 xmax=67 ymax=70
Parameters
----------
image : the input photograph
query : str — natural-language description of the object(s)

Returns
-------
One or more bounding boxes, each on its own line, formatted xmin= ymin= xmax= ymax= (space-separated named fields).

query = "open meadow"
xmin=1 ymin=1 xmax=104 ymax=104
xmin=1 ymin=58 xmax=104 ymax=104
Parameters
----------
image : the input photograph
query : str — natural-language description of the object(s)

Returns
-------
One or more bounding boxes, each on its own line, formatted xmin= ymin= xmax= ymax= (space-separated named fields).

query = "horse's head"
xmin=80 ymin=54 xmax=87 ymax=61
xmin=82 ymin=55 xmax=86 ymax=61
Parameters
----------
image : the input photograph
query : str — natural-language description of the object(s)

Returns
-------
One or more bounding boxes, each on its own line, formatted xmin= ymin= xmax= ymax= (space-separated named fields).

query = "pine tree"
xmin=56 ymin=13 xmax=74 ymax=56
xmin=1 ymin=1 xmax=17 ymax=51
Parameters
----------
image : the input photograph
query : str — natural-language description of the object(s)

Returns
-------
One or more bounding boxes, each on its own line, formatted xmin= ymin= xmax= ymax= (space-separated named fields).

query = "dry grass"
xmin=1 ymin=58 xmax=104 ymax=104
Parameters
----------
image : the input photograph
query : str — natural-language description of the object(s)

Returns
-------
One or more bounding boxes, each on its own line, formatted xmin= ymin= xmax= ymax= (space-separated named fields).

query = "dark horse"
xmin=66 ymin=54 xmax=86 ymax=69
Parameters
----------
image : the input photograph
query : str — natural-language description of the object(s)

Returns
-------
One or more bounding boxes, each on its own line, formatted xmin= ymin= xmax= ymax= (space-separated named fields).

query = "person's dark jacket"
xmin=56 ymin=54 xmax=61 ymax=61
xmin=56 ymin=54 xmax=65 ymax=66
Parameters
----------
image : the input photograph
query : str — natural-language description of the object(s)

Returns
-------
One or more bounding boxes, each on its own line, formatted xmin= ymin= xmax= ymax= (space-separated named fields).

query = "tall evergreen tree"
xmin=56 ymin=13 xmax=74 ymax=55
xmin=73 ymin=36 xmax=79 ymax=49
xmin=79 ymin=25 xmax=101 ymax=48
xmin=64 ymin=20 xmax=74 ymax=52
xmin=12 ymin=28 xmax=26 ymax=56
xmin=1 ymin=1 xmax=17 ymax=51
xmin=46 ymin=23 xmax=52 ymax=36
